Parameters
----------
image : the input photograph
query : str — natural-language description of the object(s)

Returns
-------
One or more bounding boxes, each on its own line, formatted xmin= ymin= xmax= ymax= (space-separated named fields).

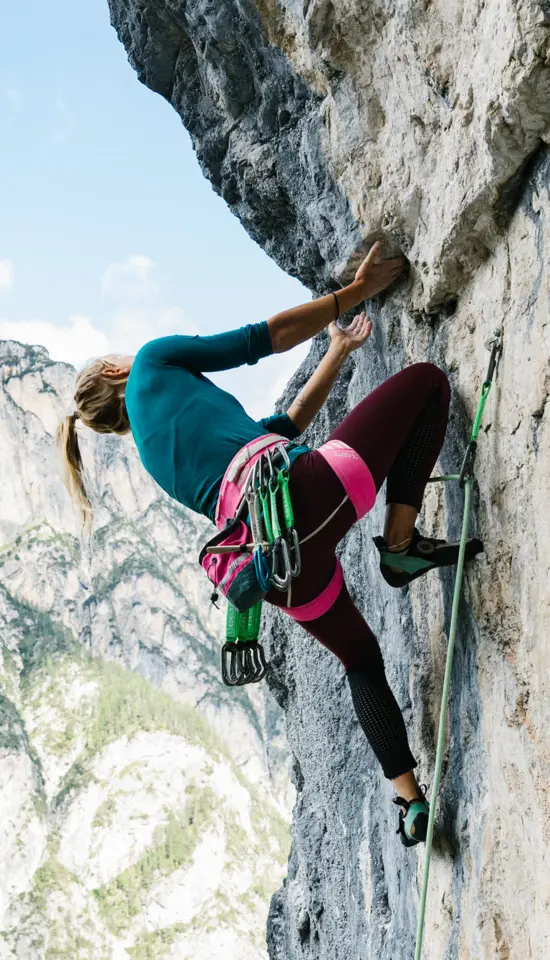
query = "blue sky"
xmin=0 ymin=0 xmax=310 ymax=418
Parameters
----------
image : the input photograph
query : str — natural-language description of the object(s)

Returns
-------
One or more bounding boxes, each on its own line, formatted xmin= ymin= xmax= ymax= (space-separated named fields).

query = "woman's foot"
xmin=373 ymin=528 xmax=484 ymax=588
xmin=393 ymin=784 xmax=430 ymax=847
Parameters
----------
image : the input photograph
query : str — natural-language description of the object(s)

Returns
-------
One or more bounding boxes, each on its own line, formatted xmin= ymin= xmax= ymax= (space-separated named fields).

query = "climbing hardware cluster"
xmin=221 ymin=443 xmax=301 ymax=686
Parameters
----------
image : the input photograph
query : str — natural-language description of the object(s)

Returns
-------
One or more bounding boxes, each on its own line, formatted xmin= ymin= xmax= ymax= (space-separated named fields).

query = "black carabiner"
xmin=483 ymin=329 xmax=502 ymax=387
xmin=458 ymin=440 xmax=477 ymax=489
xmin=221 ymin=640 xmax=268 ymax=686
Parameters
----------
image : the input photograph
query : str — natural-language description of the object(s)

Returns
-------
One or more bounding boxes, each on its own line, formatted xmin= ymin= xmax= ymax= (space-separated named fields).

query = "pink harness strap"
xmin=316 ymin=439 xmax=376 ymax=520
xmin=280 ymin=558 xmax=344 ymax=622
xmin=215 ymin=433 xmax=288 ymax=529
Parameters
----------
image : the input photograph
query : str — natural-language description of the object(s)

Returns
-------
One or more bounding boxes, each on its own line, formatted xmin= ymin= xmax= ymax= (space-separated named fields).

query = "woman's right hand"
xmin=354 ymin=241 xmax=407 ymax=300
xmin=329 ymin=312 xmax=372 ymax=355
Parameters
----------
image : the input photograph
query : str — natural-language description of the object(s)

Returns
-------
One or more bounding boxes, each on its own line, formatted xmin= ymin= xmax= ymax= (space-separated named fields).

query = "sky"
xmin=0 ymin=0 xmax=310 ymax=419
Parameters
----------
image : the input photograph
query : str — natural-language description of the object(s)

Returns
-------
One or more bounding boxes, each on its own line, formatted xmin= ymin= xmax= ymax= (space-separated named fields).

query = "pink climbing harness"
xmin=215 ymin=432 xmax=288 ymax=528
xmin=278 ymin=438 xmax=376 ymax=621
xmin=200 ymin=433 xmax=288 ymax=611
xmin=203 ymin=434 xmax=377 ymax=621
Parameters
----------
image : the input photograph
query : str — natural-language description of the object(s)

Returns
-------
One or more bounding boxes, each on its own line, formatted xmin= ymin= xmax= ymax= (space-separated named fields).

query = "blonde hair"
xmin=56 ymin=356 xmax=131 ymax=532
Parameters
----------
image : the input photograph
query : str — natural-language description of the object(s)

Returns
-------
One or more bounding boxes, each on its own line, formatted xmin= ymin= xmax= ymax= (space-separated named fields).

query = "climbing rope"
xmin=415 ymin=328 xmax=503 ymax=960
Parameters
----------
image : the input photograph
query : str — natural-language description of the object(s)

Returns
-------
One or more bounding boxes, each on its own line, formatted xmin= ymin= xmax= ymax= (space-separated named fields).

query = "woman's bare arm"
xmin=286 ymin=313 xmax=373 ymax=433
xmin=267 ymin=243 xmax=405 ymax=354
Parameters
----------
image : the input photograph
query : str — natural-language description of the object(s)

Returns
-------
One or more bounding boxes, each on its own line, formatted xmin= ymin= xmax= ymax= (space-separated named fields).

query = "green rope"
xmin=414 ymin=476 xmax=472 ymax=960
xmin=414 ymin=342 xmax=500 ymax=959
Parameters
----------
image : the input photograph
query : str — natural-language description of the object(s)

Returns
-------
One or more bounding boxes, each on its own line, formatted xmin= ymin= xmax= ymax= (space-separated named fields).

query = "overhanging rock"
xmin=108 ymin=2 xmax=550 ymax=957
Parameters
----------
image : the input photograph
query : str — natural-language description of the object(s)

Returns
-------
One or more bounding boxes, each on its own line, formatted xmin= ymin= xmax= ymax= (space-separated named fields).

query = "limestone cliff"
xmin=107 ymin=3 xmax=550 ymax=959
xmin=0 ymin=341 xmax=294 ymax=958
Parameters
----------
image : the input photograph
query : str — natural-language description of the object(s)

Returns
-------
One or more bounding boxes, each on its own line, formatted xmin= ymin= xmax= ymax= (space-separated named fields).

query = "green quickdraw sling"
xmin=221 ymin=444 xmax=301 ymax=687
xmin=414 ymin=328 xmax=503 ymax=959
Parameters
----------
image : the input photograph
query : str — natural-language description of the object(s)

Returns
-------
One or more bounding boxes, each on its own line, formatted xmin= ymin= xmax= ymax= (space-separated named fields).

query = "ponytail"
xmin=57 ymin=354 xmax=131 ymax=532
xmin=56 ymin=412 xmax=93 ymax=533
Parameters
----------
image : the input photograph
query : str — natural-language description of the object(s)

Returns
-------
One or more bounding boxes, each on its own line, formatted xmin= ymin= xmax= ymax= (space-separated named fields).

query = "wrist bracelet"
xmin=331 ymin=291 xmax=340 ymax=320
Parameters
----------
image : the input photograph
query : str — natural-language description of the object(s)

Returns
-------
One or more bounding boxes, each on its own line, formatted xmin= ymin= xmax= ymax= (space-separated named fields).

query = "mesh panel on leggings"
xmin=386 ymin=392 xmax=442 ymax=509
xmin=346 ymin=666 xmax=417 ymax=780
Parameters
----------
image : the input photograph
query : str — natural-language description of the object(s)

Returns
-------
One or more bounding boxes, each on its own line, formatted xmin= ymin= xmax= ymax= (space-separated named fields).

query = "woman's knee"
xmin=409 ymin=362 xmax=450 ymax=402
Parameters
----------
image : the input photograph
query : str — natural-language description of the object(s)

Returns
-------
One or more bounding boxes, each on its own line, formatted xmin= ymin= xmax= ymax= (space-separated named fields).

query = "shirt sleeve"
xmin=258 ymin=412 xmax=302 ymax=439
xmin=138 ymin=322 xmax=273 ymax=373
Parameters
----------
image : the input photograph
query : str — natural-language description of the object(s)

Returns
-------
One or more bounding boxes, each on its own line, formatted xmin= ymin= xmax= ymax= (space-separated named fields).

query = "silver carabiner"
xmin=271 ymin=538 xmax=292 ymax=591
xmin=257 ymin=453 xmax=268 ymax=495
xmin=265 ymin=448 xmax=276 ymax=485
xmin=288 ymin=528 xmax=301 ymax=578
xmin=246 ymin=460 xmax=265 ymax=547
xmin=247 ymin=490 xmax=263 ymax=547
xmin=273 ymin=442 xmax=291 ymax=472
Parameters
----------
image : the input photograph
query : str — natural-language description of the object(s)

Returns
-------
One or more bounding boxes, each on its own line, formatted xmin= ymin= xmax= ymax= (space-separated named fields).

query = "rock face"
xmin=106 ymin=3 xmax=550 ymax=959
xmin=0 ymin=342 xmax=294 ymax=958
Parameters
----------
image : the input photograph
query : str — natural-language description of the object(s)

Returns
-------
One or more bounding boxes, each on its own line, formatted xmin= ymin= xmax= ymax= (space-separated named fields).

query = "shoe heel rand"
xmin=405 ymin=801 xmax=430 ymax=840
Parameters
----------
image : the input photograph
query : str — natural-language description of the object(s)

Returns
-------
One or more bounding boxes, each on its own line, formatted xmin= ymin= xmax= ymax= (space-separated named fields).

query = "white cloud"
xmin=0 ymin=314 xmax=111 ymax=369
xmin=101 ymin=256 xmax=156 ymax=301
xmin=109 ymin=304 xmax=199 ymax=356
xmin=98 ymin=255 xmax=198 ymax=353
xmin=0 ymin=252 xmax=199 ymax=371
xmin=0 ymin=252 xmax=307 ymax=420
xmin=0 ymin=260 xmax=14 ymax=293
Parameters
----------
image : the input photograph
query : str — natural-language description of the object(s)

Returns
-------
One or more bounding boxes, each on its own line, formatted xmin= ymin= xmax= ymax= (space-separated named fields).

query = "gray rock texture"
xmin=109 ymin=1 xmax=549 ymax=957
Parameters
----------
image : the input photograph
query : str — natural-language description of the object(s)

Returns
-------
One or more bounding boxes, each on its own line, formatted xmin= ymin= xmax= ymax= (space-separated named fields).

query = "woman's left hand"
xmin=329 ymin=312 xmax=372 ymax=354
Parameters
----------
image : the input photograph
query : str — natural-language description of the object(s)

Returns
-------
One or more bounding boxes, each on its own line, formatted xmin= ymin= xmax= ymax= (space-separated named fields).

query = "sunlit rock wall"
xmin=107 ymin=3 xmax=550 ymax=958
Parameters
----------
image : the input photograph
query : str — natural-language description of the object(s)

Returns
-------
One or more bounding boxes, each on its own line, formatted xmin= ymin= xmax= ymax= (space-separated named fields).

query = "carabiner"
xmin=287 ymin=527 xmax=301 ymax=577
xmin=273 ymin=442 xmax=291 ymax=472
xmin=271 ymin=537 xmax=292 ymax=591
xmin=257 ymin=453 xmax=268 ymax=495
xmin=221 ymin=640 xmax=268 ymax=685
xmin=483 ymin=328 xmax=502 ymax=386
xmin=245 ymin=459 xmax=267 ymax=547
xmin=247 ymin=486 xmax=264 ymax=547
xmin=265 ymin=448 xmax=276 ymax=484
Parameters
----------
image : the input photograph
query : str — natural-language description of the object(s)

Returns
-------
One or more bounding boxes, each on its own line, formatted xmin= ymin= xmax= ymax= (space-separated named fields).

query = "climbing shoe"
xmin=393 ymin=785 xmax=430 ymax=848
xmin=373 ymin=528 xmax=483 ymax=588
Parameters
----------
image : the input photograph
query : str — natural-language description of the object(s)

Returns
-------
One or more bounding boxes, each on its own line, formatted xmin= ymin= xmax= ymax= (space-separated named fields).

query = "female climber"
xmin=57 ymin=242 xmax=482 ymax=847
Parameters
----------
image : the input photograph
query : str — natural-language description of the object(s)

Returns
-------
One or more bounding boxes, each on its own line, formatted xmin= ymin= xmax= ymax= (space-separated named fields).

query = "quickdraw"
xmin=220 ymin=443 xmax=302 ymax=686
xmin=221 ymin=602 xmax=266 ymax=686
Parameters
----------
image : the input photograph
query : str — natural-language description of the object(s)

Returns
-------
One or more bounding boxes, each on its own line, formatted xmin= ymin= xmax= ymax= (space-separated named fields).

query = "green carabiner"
xmin=277 ymin=469 xmax=294 ymax=530
xmin=259 ymin=486 xmax=274 ymax=543
xmin=269 ymin=478 xmax=282 ymax=540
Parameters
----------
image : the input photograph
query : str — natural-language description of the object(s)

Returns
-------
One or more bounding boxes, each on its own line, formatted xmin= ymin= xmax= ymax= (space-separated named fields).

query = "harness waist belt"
xmin=215 ymin=433 xmax=290 ymax=529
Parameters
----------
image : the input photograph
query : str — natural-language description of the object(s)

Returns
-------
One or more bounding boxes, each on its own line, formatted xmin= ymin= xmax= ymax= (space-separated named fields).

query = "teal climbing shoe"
xmin=373 ymin=528 xmax=483 ymax=588
xmin=393 ymin=786 xmax=430 ymax=848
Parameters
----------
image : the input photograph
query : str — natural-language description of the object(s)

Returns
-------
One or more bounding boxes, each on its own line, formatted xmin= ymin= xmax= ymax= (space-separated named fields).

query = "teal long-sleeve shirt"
xmin=124 ymin=322 xmax=312 ymax=523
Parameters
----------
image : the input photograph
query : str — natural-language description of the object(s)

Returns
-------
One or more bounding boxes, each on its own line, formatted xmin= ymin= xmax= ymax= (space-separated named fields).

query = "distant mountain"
xmin=0 ymin=339 xmax=294 ymax=959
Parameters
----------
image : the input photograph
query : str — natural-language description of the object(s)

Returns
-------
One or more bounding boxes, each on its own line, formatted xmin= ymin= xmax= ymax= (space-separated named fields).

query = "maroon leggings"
xmin=265 ymin=362 xmax=451 ymax=779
